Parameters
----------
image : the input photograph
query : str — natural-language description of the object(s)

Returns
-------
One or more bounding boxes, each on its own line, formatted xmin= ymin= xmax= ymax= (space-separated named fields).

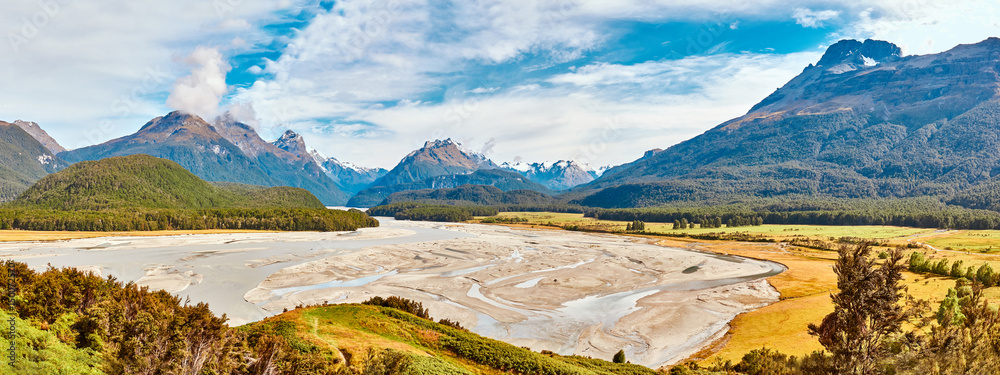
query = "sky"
xmin=3 ymin=1 xmax=1000 ymax=170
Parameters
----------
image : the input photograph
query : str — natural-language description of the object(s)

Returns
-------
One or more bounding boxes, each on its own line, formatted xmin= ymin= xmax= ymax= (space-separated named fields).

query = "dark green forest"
xmin=0 ymin=208 xmax=378 ymax=232
xmin=0 ymin=154 xmax=379 ymax=232
xmin=368 ymin=202 xmax=498 ymax=222
xmin=581 ymin=197 xmax=1000 ymax=230
xmin=380 ymin=184 xmax=556 ymax=206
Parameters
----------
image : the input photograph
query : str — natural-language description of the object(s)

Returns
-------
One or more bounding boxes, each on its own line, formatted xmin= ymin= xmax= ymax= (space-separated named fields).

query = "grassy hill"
xmin=8 ymin=154 xmax=323 ymax=211
xmin=241 ymin=303 xmax=657 ymax=375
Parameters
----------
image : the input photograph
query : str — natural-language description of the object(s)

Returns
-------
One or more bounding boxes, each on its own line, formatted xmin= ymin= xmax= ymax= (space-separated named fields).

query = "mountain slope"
xmin=0 ymin=121 xmax=68 ymax=202
xmin=374 ymin=139 xmax=495 ymax=187
xmin=349 ymin=169 xmax=553 ymax=207
xmin=581 ymin=37 xmax=1000 ymax=207
xmin=60 ymin=111 xmax=276 ymax=184
xmin=349 ymin=139 xmax=519 ymax=206
xmin=502 ymin=160 xmax=596 ymax=190
xmin=10 ymin=154 xmax=324 ymax=210
xmin=215 ymin=118 xmax=350 ymax=205
xmin=310 ymin=149 xmax=388 ymax=195
xmin=268 ymin=129 xmax=389 ymax=195
xmin=382 ymin=184 xmax=557 ymax=206
xmin=59 ymin=111 xmax=349 ymax=205
xmin=13 ymin=120 xmax=66 ymax=154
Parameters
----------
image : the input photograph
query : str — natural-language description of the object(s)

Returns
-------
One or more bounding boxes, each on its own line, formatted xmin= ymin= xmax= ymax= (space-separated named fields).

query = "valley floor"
xmin=476 ymin=213 xmax=1000 ymax=365
xmin=0 ymin=218 xmax=782 ymax=368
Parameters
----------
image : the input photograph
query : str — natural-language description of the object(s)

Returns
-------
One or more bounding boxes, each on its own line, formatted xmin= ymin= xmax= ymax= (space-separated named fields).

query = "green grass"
xmin=921 ymin=230 xmax=1000 ymax=253
xmin=488 ymin=212 xmax=933 ymax=241
xmin=245 ymin=304 xmax=658 ymax=375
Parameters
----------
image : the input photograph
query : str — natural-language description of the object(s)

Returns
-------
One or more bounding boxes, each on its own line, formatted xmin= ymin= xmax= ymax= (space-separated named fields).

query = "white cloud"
xmin=0 ymin=1 xmax=307 ymax=149
xmin=836 ymin=0 xmax=1000 ymax=56
xmin=272 ymin=52 xmax=819 ymax=168
xmin=228 ymin=0 xmax=1000 ymax=169
xmin=167 ymin=47 xmax=231 ymax=119
xmin=793 ymin=8 xmax=841 ymax=28
xmin=5 ymin=0 xmax=1000 ymax=168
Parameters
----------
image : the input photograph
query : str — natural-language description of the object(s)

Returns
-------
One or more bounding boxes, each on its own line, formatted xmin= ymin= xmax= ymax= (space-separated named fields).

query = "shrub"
xmin=613 ymin=349 xmax=626 ymax=364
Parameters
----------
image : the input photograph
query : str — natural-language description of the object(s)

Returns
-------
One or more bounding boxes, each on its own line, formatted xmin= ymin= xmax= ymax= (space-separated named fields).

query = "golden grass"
xmin=707 ymin=293 xmax=831 ymax=364
xmin=0 ymin=229 xmax=281 ymax=242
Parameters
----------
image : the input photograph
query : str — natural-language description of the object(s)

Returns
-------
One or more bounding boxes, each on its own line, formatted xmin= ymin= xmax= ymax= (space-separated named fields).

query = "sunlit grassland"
xmin=245 ymin=304 xmax=658 ymax=375
xmin=919 ymin=230 xmax=1000 ymax=253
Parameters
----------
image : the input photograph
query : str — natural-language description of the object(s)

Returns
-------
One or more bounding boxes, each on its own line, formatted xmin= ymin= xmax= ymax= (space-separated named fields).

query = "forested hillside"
xmin=2 ymin=154 xmax=379 ymax=232
xmin=9 ymin=154 xmax=323 ymax=210
xmin=579 ymin=38 xmax=1000 ymax=209
xmin=381 ymin=184 xmax=556 ymax=206
xmin=350 ymin=169 xmax=553 ymax=207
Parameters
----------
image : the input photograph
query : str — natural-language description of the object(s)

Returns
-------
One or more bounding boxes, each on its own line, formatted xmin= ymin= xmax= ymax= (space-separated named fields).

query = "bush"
xmin=362 ymin=296 xmax=429 ymax=319
xmin=613 ymin=350 xmax=626 ymax=364
xmin=734 ymin=347 xmax=797 ymax=375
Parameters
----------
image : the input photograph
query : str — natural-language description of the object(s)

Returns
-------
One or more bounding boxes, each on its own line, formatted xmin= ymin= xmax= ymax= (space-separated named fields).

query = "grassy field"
xmin=488 ymin=212 xmax=934 ymax=242
xmin=918 ymin=230 xmax=1000 ymax=253
xmin=480 ymin=213 xmax=1000 ymax=367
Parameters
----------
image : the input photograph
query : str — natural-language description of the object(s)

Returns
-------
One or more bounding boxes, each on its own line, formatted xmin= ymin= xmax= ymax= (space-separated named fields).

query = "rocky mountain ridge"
xmin=580 ymin=37 xmax=1000 ymax=207
xmin=59 ymin=111 xmax=350 ymax=205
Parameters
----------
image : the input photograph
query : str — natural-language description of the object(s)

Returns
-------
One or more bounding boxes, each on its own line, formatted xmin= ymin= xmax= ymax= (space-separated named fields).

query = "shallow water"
xmin=0 ymin=218 xmax=471 ymax=323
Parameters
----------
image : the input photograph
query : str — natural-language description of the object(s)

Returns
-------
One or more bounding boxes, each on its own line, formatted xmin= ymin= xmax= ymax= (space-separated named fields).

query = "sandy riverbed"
xmin=243 ymin=222 xmax=782 ymax=367
xmin=0 ymin=219 xmax=781 ymax=367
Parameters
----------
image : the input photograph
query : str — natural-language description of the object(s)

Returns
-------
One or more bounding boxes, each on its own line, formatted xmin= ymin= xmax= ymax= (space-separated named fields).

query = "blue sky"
xmin=3 ymin=1 xmax=1000 ymax=168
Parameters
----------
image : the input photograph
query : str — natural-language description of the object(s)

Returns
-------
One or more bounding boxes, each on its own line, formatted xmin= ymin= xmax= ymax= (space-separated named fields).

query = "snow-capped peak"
xmin=500 ymin=161 xmax=533 ymax=173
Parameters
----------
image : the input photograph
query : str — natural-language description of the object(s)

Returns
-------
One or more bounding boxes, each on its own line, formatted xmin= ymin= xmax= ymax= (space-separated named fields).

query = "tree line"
xmin=582 ymin=197 xmax=1000 ymax=230
xmin=368 ymin=202 xmax=498 ymax=222
xmin=0 ymin=208 xmax=379 ymax=232
xmin=908 ymin=252 xmax=997 ymax=287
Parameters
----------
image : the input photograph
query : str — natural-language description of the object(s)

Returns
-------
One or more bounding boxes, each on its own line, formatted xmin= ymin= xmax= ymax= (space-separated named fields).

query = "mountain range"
xmin=10 ymin=38 xmax=1000 ymax=211
xmin=501 ymin=160 xmax=603 ymax=190
xmin=347 ymin=139 xmax=553 ymax=206
xmin=0 ymin=121 xmax=68 ymax=202
xmin=270 ymin=129 xmax=389 ymax=195
xmin=58 ymin=111 xmax=352 ymax=205
xmin=577 ymin=37 xmax=1000 ymax=207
